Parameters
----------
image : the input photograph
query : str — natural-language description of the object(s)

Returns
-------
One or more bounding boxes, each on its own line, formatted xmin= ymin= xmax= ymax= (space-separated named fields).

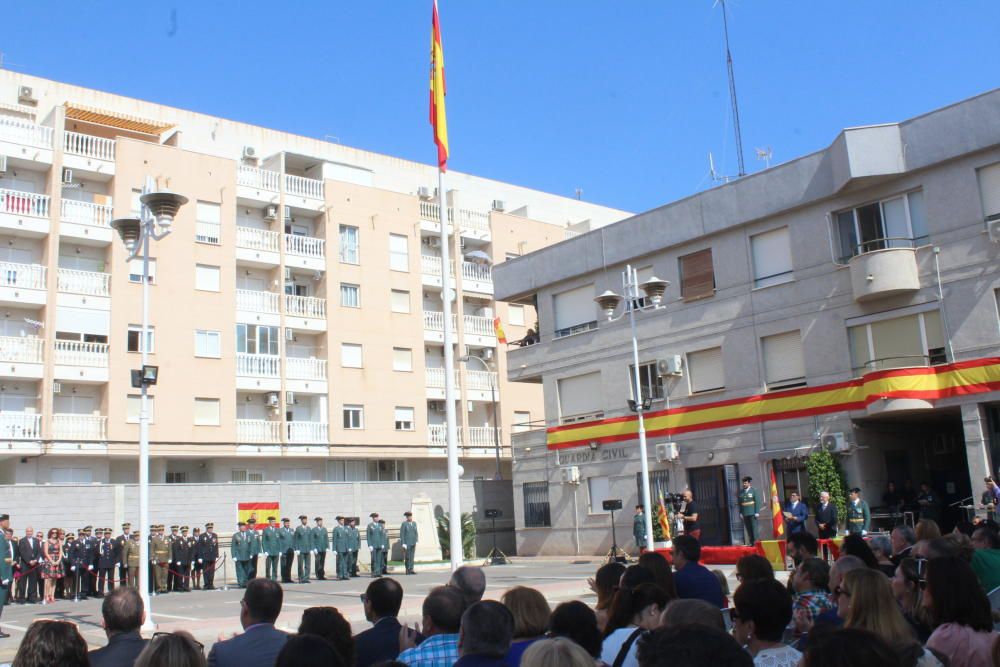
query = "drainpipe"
xmin=932 ymin=247 xmax=955 ymax=361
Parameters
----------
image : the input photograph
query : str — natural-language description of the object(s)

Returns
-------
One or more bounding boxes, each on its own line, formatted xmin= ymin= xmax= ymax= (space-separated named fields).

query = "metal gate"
xmin=688 ymin=465 xmax=737 ymax=546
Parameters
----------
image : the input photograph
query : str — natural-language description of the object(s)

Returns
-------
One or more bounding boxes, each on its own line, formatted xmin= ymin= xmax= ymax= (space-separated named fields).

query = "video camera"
xmin=662 ymin=493 xmax=685 ymax=512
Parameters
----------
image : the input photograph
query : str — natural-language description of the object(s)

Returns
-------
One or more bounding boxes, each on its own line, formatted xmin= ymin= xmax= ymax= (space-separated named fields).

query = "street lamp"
xmin=594 ymin=265 xmax=670 ymax=553
xmin=459 ymin=353 xmax=502 ymax=480
xmin=110 ymin=180 xmax=188 ymax=630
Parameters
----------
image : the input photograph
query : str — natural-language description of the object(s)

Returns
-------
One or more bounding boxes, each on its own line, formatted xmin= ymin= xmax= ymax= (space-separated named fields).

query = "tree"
xmin=805 ymin=448 xmax=849 ymax=529
xmin=437 ymin=512 xmax=477 ymax=560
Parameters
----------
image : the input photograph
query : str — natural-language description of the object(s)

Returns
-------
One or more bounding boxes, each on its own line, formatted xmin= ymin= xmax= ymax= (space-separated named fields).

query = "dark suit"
xmin=17 ymin=536 xmax=41 ymax=603
xmin=784 ymin=500 xmax=809 ymax=535
xmin=207 ymin=623 xmax=288 ymax=667
xmin=354 ymin=616 xmax=403 ymax=667
xmin=88 ymin=631 xmax=148 ymax=667
xmin=814 ymin=502 xmax=838 ymax=539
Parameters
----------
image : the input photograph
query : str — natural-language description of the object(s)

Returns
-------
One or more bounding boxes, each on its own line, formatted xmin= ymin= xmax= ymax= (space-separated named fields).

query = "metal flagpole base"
xmin=604 ymin=546 xmax=630 ymax=565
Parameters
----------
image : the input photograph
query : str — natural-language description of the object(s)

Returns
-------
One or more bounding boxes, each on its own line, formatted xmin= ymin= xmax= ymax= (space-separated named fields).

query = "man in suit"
xmin=278 ymin=518 xmax=294 ymax=584
xmin=0 ymin=514 xmax=13 ymax=638
xmin=96 ymin=528 xmax=117 ymax=597
xmin=354 ymin=577 xmax=404 ymax=667
xmin=782 ymin=491 xmax=809 ymax=535
xmin=115 ymin=523 xmax=131 ymax=589
xmin=293 ymin=515 xmax=311 ymax=584
xmin=207 ymin=578 xmax=288 ymax=667
xmin=261 ymin=517 xmax=281 ymax=582
xmin=88 ymin=586 xmax=148 ymax=667
xmin=400 ymin=512 xmax=418 ymax=575
xmin=16 ymin=526 xmax=40 ymax=604
xmin=632 ymin=505 xmax=646 ymax=553
xmin=231 ymin=522 xmax=253 ymax=589
xmin=333 ymin=516 xmax=350 ymax=581
xmin=312 ymin=517 xmax=329 ymax=581
xmin=890 ymin=525 xmax=916 ymax=566
xmin=200 ymin=523 xmax=220 ymax=590
xmin=815 ymin=491 xmax=838 ymax=539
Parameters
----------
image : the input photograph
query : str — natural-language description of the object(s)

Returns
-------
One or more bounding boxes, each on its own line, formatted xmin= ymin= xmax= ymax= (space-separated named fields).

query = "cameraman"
xmin=680 ymin=489 xmax=701 ymax=540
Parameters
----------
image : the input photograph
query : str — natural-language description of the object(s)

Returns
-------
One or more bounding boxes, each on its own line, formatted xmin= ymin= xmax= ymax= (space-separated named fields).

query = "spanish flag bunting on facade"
xmin=769 ymin=467 xmax=784 ymax=539
xmin=430 ymin=0 xmax=449 ymax=171
xmin=494 ymin=317 xmax=507 ymax=344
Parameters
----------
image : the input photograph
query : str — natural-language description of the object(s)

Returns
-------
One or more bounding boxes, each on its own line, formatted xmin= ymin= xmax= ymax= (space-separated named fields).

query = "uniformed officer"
xmin=199 ymin=523 xmax=219 ymax=590
xmin=332 ymin=516 xmax=350 ymax=580
xmin=400 ymin=512 xmax=418 ymax=575
xmin=231 ymin=521 xmax=253 ymax=588
xmin=376 ymin=519 xmax=389 ymax=576
xmin=347 ymin=518 xmax=361 ymax=577
xmin=247 ymin=518 xmax=261 ymax=580
xmin=1 ymin=513 xmax=13 ymax=638
xmin=846 ymin=487 xmax=871 ymax=536
xmin=115 ymin=523 xmax=131 ymax=588
xmin=367 ymin=513 xmax=383 ymax=577
xmin=73 ymin=526 xmax=96 ymax=599
xmin=632 ymin=505 xmax=646 ymax=552
xmin=191 ymin=527 xmax=203 ymax=590
xmin=165 ymin=525 xmax=179 ymax=592
xmin=176 ymin=526 xmax=195 ymax=592
xmin=739 ymin=477 xmax=762 ymax=545
xmin=97 ymin=528 xmax=116 ymax=596
xmin=124 ymin=531 xmax=141 ymax=589
xmin=293 ymin=515 xmax=312 ymax=584
xmin=312 ymin=517 xmax=329 ymax=581
xmin=278 ymin=518 xmax=294 ymax=583
xmin=61 ymin=531 xmax=75 ymax=600
xmin=261 ymin=517 xmax=282 ymax=581
xmin=151 ymin=525 xmax=170 ymax=594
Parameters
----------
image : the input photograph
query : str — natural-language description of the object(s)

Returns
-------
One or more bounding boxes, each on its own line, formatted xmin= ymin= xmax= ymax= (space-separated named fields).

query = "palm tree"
xmin=436 ymin=512 xmax=477 ymax=560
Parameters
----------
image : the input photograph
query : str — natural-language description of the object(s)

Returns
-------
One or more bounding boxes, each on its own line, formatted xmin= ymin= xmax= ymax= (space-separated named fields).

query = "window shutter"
xmin=977 ymin=162 xmax=1000 ymax=220
xmin=688 ymin=347 xmax=724 ymax=393
xmin=557 ymin=372 xmax=602 ymax=420
xmin=553 ymin=285 xmax=596 ymax=332
xmin=751 ymin=228 xmax=793 ymax=287
xmin=392 ymin=347 xmax=412 ymax=371
xmin=194 ymin=398 xmax=220 ymax=426
xmin=391 ymin=289 xmax=410 ymax=313
xmin=762 ymin=331 xmax=805 ymax=388
xmin=341 ymin=343 xmax=363 ymax=367
xmin=56 ymin=306 xmax=110 ymax=335
xmin=679 ymin=249 xmax=715 ymax=300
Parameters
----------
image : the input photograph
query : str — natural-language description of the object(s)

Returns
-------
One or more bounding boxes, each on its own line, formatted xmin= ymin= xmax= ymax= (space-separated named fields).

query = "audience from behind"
xmin=840 ymin=534 xmax=879 ymax=570
xmin=891 ymin=558 xmax=932 ymax=642
xmin=10 ymin=619 xmax=90 ymax=667
xmin=942 ymin=532 xmax=975 ymax=562
xmin=790 ymin=558 xmax=834 ymax=627
xmin=89 ymin=585 xmax=149 ymax=667
xmin=457 ymin=600 xmax=514 ymax=667
xmin=134 ymin=631 xmax=206 ymax=667
xmin=500 ymin=586 xmax=550 ymax=666
xmin=636 ymin=625 xmax=753 ymax=667
xmin=601 ymin=583 xmax=668 ymax=667
xmin=711 ymin=569 xmax=731 ymax=608
xmin=970 ymin=525 xmax=1000 ymax=592
xmin=207 ymin=578 xmax=288 ymax=667
xmin=397 ymin=585 xmax=465 ymax=667
xmin=636 ymin=551 xmax=677 ymax=601
xmin=786 ymin=532 xmax=819 ymax=567
xmin=731 ymin=578 xmax=801 ymax=667
xmin=890 ymin=526 xmax=917 ymax=566
xmin=915 ymin=519 xmax=941 ymax=542
xmin=922 ymin=556 xmax=999 ymax=667
xmin=800 ymin=627 xmax=902 ymax=667
xmin=671 ymin=535 xmax=723 ymax=608
xmin=298 ymin=606 xmax=354 ymax=667
xmin=449 ymin=566 xmax=487 ymax=608
xmin=867 ymin=535 xmax=897 ymax=577
xmin=659 ymin=598 xmax=726 ymax=632
xmin=618 ymin=564 xmax=655 ymax=590
xmin=588 ymin=562 xmax=626 ymax=633
xmin=922 ymin=536 xmax=962 ymax=561
xmin=520 ymin=637 xmax=594 ymax=667
xmin=355 ymin=577 xmax=405 ymax=667
xmin=275 ymin=634 xmax=346 ymax=667
xmin=735 ymin=555 xmax=774 ymax=584
xmin=547 ymin=601 xmax=602 ymax=659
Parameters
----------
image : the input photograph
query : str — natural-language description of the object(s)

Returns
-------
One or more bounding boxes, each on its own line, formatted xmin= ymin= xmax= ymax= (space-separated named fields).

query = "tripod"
xmin=604 ymin=507 xmax=629 ymax=564
xmin=483 ymin=516 xmax=508 ymax=566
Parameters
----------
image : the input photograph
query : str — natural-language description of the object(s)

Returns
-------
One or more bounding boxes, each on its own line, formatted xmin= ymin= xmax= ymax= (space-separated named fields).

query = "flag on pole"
xmin=657 ymin=491 xmax=672 ymax=542
xmin=430 ymin=0 xmax=449 ymax=171
xmin=493 ymin=317 xmax=507 ymax=344
xmin=769 ymin=467 xmax=785 ymax=539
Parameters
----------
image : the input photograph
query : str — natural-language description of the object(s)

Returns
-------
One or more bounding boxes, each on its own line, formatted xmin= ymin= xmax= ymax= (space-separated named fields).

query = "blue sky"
xmin=2 ymin=2 xmax=997 ymax=212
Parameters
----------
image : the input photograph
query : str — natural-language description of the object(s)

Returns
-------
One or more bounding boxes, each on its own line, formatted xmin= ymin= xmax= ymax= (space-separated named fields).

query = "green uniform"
xmin=347 ymin=525 xmax=360 ymax=576
xmin=312 ymin=525 xmax=329 ymax=580
xmin=278 ymin=525 xmax=294 ymax=583
xmin=151 ymin=534 xmax=170 ymax=593
xmin=332 ymin=524 xmax=350 ymax=580
xmin=293 ymin=523 xmax=312 ymax=583
xmin=846 ymin=499 xmax=871 ymax=535
xmin=400 ymin=519 xmax=418 ymax=574
xmin=367 ymin=520 xmax=386 ymax=577
xmin=124 ymin=537 xmax=141 ymax=588
xmin=632 ymin=512 xmax=646 ymax=551
xmin=261 ymin=525 xmax=281 ymax=581
xmin=0 ymin=530 xmax=13 ymax=614
xmin=739 ymin=486 xmax=762 ymax=545
xmin=248 ymin=529 xmax=262 ymax=579
xmin=230 ymin=529 xmax=254 ymax=587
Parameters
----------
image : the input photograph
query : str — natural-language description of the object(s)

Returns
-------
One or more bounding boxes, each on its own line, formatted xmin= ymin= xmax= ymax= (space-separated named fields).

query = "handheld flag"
xmin=430 ymin=0 xmax=449 ymax=171
xmin=493 ymin=317 xmax=507 ymax=344
xmin=769 ymin=467 xmax=785 ymax=538
xmin=657 ymin=491 xmax=672 ymax=542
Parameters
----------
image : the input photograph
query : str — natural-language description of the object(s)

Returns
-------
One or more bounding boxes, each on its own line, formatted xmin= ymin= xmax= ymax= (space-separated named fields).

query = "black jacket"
xmin=354 ymin=617 xmax=403 ymax=667
xmin=89 ymin=631 xmax=149 ymax=667
xmin=815 ymin=502 xmax=838 ymax=536
xmin=17 ymin=535 xmax=41 ymax=567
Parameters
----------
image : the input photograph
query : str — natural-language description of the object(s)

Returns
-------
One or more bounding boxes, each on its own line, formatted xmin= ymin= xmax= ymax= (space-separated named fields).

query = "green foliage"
xmin=437 ymin=512 xmax=477 ymax=560
xmin=652 ymin=503 xmax=671 ymax=542
xmin=806 ymin=448 xmax=849 ymax=527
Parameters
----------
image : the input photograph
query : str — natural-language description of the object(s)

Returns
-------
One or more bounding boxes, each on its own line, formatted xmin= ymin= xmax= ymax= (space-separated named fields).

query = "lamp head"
xmin=639 ymin=276 xmax=670 ymax=306
xmin=110 ymin=218 xmax=142 ymax=253
xmin=140 ymin=191 xmax=188 ymax=229
xmin=594 ymin=290 xmax=623 ymax=320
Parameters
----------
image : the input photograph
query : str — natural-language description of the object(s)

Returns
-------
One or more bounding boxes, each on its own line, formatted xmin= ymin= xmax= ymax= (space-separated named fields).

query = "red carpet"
xmin=652 ymin=544 xmax=759 ymax=565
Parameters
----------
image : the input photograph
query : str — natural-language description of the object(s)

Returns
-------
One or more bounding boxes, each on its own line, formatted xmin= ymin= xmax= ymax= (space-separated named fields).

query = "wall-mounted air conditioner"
xmin=491 ymin=200 xmax=505 ymax=212
xmin=561 ymin=466 xmax=580 ymax=484
xmin=242 ymin=146 xmax=257 ymax=160
xmin=821 ymin=432 xmax=849 ymax=452
xmin=987 ymin=217 xmax=1000 ymax=244
xmin=18 ymin=86 xmax=36 ymax=104
xmin=655 ymin=442 xmax=679 ymax=462
xmin=266 ymin=392 xmax=280 ymax=406
xmin=264 ymin=205 xmax=278 ymax=221
xmin=418 ymin=186 xmax=432 ymax=200
xmin=656 ymin=355 xmax=684 ymax=377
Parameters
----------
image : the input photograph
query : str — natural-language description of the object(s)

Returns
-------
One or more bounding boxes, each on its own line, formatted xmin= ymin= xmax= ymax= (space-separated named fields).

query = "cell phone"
xmin=722 ymin=607 xmax=734 ymax=633
xmin=915 ymin=557 xmax=928 ymax=582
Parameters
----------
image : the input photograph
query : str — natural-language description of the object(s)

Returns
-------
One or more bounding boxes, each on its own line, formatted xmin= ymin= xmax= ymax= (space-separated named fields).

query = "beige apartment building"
xmin=0 ymin=71 xmax=629 ymax=486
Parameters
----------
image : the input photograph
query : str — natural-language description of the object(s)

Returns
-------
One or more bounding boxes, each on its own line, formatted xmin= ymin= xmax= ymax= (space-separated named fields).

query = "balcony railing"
xmin=421 ymin=254 xmax=454 ymax=277
xmin=0 ymin=117 xmax=53 ymax=149
xmin=1 ymin=189 xmax=50 ymax=218
xmin=237 ymin=165 xmax=280 ymax=192
xmin=426 ymin=367 xmax=460 ymax=389
xmin=285 ymin=294 xmax=326 ymax=319
xmin=0 ymin=413 xmax=42 ymax=440
xmin=461 ymin=261 xmax=492 ymax=285
xmin=463 ymin=314 xmax=495 ymax=337
xmin=60 ymin=199 xmax=113 ymax=228
xmin=286 ymin=357 xmax=328 ymax=380
xmin=0 ymin=262 xmax=46 ymax=290
xmin=423 ymin=310 xmax=458 ymax=332
xmin=468 ymin=426 xmax=502 ymax=448
xmin=284 ymin=174 xmax=324 ymax=199
xmin=236 ymin=226 xmax=280 ymax=252
xmin=0 ymin=336 xmax=43 ymax=363
xmin=57 ymin=268 xmax=111 ymax=297
xmin=465 ymin=370 xmax=498 ymax=391
xmin=284 ymin=233 xmax=325 ymax=258
xmin=52 ymin=414 xmax=107 ymax=440
xmin=428 ymin=424 xmax=461 ymax=446
xmin=236 ymin=353 xmax=280 ymax=377
xmin=237 ymin=419 xmax=282 ymax=443
xmin=236 ymin=289 xmax=279 ymax=314
xmin=54 ymin=340 xmax=109 ymax=367
xmin=63 ymin=131 xmax=116 ymax=161
xmin=287 ymin=421 xmax=329 ymax=444
xmin=456 ymin=208 xmax=490 ymax=232
xmin=419 ymin=201 xmax=453 ymax=223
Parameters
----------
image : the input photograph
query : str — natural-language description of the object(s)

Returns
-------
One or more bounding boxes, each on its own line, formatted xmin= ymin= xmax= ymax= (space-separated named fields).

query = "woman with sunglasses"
xmin=730 ymin=578 xmax=801 ymax=667
xmin=922 ymin=556 xmax=998 ymax=667
xmin=890 ymin=558 xmax=932 ymax=642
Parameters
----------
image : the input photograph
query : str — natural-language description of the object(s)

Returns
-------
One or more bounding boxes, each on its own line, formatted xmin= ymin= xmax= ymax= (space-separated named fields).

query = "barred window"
xmin=523 ymin=481 xmax=551 ymax=527
xmin=637 ymin=469 xmax=671 ymax=505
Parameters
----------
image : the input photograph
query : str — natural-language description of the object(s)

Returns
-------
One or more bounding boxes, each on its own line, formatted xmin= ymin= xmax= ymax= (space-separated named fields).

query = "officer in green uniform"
xmin=261 ymin=517 xmax=281 ymax=581
xmin=151 ymin=525 xmax=170 ymax=594
xmin=739 ymin=476 xmax=762 ymax=545
xmin=246 ymin=518 xmax=261 ymax=580
xmin=632 ymin=505 xmax=646 ymax=552
xmin=377 ymin=519 xmax=389 ymax=575
xmin=846 ymin=487 xmax=871 ymax=536
xmin=278 ymin=517 xmax=294 ymax=583
xmin=231 ymin=522 xmax=253 ymax=588
xmin=347 ymin=518 xmax=360 ymax=577
xmin=400 ymin=511 xmax=418 ymax=574
xmin=293 ymin=514 xmax=312 ymax=583
xmin=332 ymin=516 xmax=350 ymax=580
xmin=367 ymin=513 xmax=384 ymax=577
xmin=312 ymin=517 xmax=329 ymax=581
xmin=0 ymin=513 xmax=13 ymax=638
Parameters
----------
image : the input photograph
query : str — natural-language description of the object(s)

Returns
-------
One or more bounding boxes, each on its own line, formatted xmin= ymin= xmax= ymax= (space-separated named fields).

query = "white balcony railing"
xmin=236 ymin=289 xmax=279 ymax=314
xmin=237 ymin=165 xmax=280 ymax=192
xmin=54 ymin=340 xmax=109 ymax=367
xmin=60 ymin=199 xmax=113 ymax=228
xmin=468 ymin=426 xmax=502 ymax=448
xmin=52 ymin=414 xmax=107 ymax=440
xmin=57 ymin=268 xmax=111 ymax=297
xmin=461 ymin=261 xmax=492 ymax=284
xmin=0 ymin=117 xmax=53 ymax=149
xmin=237 ymin=419 xmax=282 ymax=443
xmin=465 ymin=370 xmax=498 ymax=391
xmin=63 ymin=131 xmax=116 ymax=161
xmin=419 ymin=201 xmax=453 ymax=223
xmin=285 ymin=295 xmax=326 ymax=319
xmin=0 ymin=413 xmax=42 ymax=440
xmin=423 ymin=310 xmax=458 ymax=332
xmin=236 ymin=226 xmax=280 ymax=252
xmin=286 ymin=357 xmax=327 ymax=380
xmin=0 ymin=336 xmax=43 ymax=363
xmin=463 ymin=314 xmax=496 ymax=337
xmin=287 ymin=421 xmax=329 ymax=444
xmin=0 ymin=189 xmax=50 ymax=218
xmin=284 ymin=174 xmax=324 ymax=200
xmin=0 ymin=261 xmax=46 ymax=290
xmin=428 ymin=424 xmax=461 ymax=446
xmin=421 ymin=254 xmax=454 ymax=277
xmin=456 ymin=208 xmax=490 ymax=232
xmin=236 ymin=353 xmax=280 ymax=377
xmin=284 ymin=233 xmax=325 ymax=258
xmin=426 ymin=367 xmax=460 ymax=389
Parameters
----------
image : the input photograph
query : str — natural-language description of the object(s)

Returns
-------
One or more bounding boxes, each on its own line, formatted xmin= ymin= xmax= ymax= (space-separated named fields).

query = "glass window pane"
xmin=881 ymin=197 xmax=909 ymax=248
xmin=856 ymin=203 xmax=884 ymax=251
xmin=836 ymin=211 xmax=858 ymax=260
xmin=908 ymin=191 xmax=928 ymax=244
xmin=870 ymin=314 xmax=923 ymax=369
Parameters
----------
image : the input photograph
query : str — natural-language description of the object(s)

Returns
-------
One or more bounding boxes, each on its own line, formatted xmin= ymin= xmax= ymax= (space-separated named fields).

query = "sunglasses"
xmin=152 ymin=632 xmax=204 ymax=650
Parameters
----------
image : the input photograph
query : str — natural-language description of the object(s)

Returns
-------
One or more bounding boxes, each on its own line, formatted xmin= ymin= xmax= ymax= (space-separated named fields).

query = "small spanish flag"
xmin=769 ymin=467 xmax=785 ymax=539
xmin=657 ymin=491 xmax=672 ymax=542
xmin=430 ymin=0 xmax=449 ymax=171
xmin=493 ymin=317 xmax=507 ymax=344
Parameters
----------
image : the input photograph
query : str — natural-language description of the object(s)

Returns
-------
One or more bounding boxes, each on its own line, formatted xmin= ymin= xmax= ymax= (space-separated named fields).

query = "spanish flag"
xmin=430 ymin=0 xmax=449 ymax=171
xmin=493 ymin=317 xmax=507 ymax=344
xmin=238 ymin=502 xmax=279 ymax=530
xmin=769 ymin=467 xmax=784 ymax=539
xmin=657 ymin=491 xmax=672 ymax=542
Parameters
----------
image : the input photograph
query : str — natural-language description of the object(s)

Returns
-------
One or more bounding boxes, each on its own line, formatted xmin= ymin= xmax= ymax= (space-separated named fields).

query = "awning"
xmin=64 ymin=103 xmax=174 ymax=136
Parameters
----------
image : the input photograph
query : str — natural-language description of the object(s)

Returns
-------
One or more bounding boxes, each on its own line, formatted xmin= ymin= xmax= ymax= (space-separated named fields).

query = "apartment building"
xmin=0 ymin=71 xmax=630 ymax=486
xmin=495 ymin=89 xmax=1000 ymax=556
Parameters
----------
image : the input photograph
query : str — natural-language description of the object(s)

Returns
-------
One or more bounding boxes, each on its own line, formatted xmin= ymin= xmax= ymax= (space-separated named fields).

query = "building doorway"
xmin=687 ymin=465 xmax=739 ymax=546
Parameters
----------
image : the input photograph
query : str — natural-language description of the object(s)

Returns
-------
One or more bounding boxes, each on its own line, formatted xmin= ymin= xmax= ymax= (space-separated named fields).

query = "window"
xmin=637 ymin=469 xmax=671 ymax=507
xmin=340 ymin=283 xmax=360 ymax=308
xmin=834 ymin=190 xmax=928 ymax=260
xmin=394 ymin=406 xmax=415 ymax=431
xmin=679 ymin=249 xmax=715 ymax=301
xmin=588 ymin=476 xmax=611 ymax=513
xmin=512 ymin=411 xmax=532 ymax=433
xmin=127 ymin=325 xmax=154 ymax=353
xmin=126 ymin=395 xmax=155 ymax=423
xmin=629 ymin=362 xmax=665 ymax=401
xmin=688 ymin=347 xmax=724 ymax=394
xmin=51 ymin=468 xmax=93 ymax=484
xmin=392 ymin=347 xmax=413 ymax=372
xmin=523 ymin=481 xmax=551 ymax=527
xmin=761 ymin=331 xmax=806 ymax=390
xmin=195 ymin=264 xmax=221 ymax=292
xmin=194 ymin=330 xmax=221 ymax=358
xmin=508 ymin=304 xmax=525 ymax=327
xmin=553 ymin=284 xmax=597 ymax=338
xmin=343 ymin=405 xmax=364 ymax=429
xmin=978 ymin=163 xmax=1000 ymax=221
xmin=231 ymin=469 xmax=264 ymax=484
xmin=194 ymin=398 xmax=220 ymax=426
xmin=341 ymin=343 xmax=363 ymax=368
xmin=339 ymin=224 xmax=359 ymax=264
xmin=236 ymin=324 xmax=279 ymax=355
xmin=280 ymin=468 xmax=312 ymax=482
xmin=326 ymin=459 xmax=368 ymax=482
xmin=128 ymin=258 xmax=156 ymax=283
xmin=195 ymin=201 xmax=221 ymax=244
xmin=130 ymin=188 xmax=142 ymax=217
xmin=557 ymin=372 xmax=604 ymax=423
xmin=628 ymin=266 xmax=656 ymax=310
xmin=389 ymin=233 xmax=409 ymax=272
xmin=165 ymin=472 xmax=188 ymax=484
xmin=848 ymin=309 xmax=946 ymax=372
xmin=750 ymin=227 xmax=794 ymax=288
xmin=390 ymin=289 xmax=410 ymax=313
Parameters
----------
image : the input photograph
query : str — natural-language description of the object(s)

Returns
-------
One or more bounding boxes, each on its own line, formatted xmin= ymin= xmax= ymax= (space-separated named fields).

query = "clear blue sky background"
xmin=2 ymin=2 xmax=997 ymax=213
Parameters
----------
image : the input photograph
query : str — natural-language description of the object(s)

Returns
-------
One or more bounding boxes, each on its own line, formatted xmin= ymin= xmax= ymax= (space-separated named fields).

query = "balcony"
xmin=848 ymin=246 xmax=920 ymax=302
xmin=57 ymin=268 xmax=111 ymax=297
xmin=460 ymin=261 xmax=493 ymax=294
xmin=52 ymin=414 xmax=107 ymax=440
xmin=286 ymin=357 xmax=327 ymax=381
xmin=236 ymin=226 xmax=281 ymax=267
xmin=0 ymin=117 xmax=53 ymax=164
xmin=467 ymin=426 xmax=508 ymax=457
xmin=418 ymin=202 xmax=491 ymax=240
xmin=421 ymin=254 xmax=454 ymax=288
xmin=237 ymin=165 xmax=280 ymax=193
xmin=428 ymin=424 xmax=461 ymax=448
xmin=465 ymin=370 xmax=498 ymax=391
xmin=284 ymin=233 xmax=325 ymax=270
xmin=0 ymin=262 xmax=47 ymax=307
xmin=285 ymin=295 xmax=326 ymax=332
xmin=236 ymin=289 xmax=279 ymax=314
xmin=237 ymin=419 xmax=282 ymax=443
xmin=59 ymin=199 xmax=114 ymax=243
xmin=0 ymin=189 xmax=50 ymax=236
xmin=0 ymin=336 xmax=44 ymax=379
xmin=54 ymin=340 xmax=109 ymax=382
xmin=286 ymin=421 xmax=329 ymax=444
xmin=236 ymin=353 xmax=281 ymax=391
xmin=423 ymin=310 xmax=458 ymax=344
xmin=0 ymin=413 xmax=42 ymax=440
xmin=284 ymin=174 xmax=324 ymax=201
xmin=426 ymin=367 xmax=461 ymax=388
xmin=463 ymin=314 xmax=497 ymax=347
xmin=63 ymin=131 xmax=115 ymax=176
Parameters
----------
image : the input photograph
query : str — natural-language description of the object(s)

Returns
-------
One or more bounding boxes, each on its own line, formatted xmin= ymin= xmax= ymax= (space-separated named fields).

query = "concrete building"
xmin=495 ymin=89 xmax=1000 ymax=556
xmin=0 ymin=71 xmax=630 ymax=487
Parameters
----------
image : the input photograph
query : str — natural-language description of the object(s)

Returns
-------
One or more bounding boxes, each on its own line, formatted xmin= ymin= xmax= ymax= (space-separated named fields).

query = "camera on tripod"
xmin=662 ymin=493 xmax=685 ymax=512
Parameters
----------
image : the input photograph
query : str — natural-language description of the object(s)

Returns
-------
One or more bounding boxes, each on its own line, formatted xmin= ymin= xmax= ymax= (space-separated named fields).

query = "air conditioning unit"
xmin=417 ymin=186 xmax=432 ymax=200
xmin=52 ymin=381 xmax=62 ymax=394
xmin=561 ymin=466 xmax=580 ymax=484
xmin=821 ymin=432 xmax=849 ymax=453
xmin=285 ymin=328 xmax=296 ymax=341
xmin=422 ymin=237 xmax=440 ymax=248
xmin=264 ymin=205 xmax=278 ymax=221
xmin=266 ymin=392 xmax=280 ymax=406
xmin=656 ymin=355 xmax=684 ymax=377
xmin=987 ymin=217 xmax=1000 ymax=244
xmin=491 ymin=199 xmax=505 ymax=212
xmin=0 ymin=155 xmax=7 ymax=175
xmin=62 ymin=168 xmax=73 ymax=185
xmin=285 ymin=391 xmax=296 ymax=405
xmin=283 ymin=205 xmax=293 ymax=221
xmin=655 ymin=442 xmax=679 ymax=463
xmin=242 ymin=146 xmax=257 ymax=160
xmin=18 ymin=86 xmax=36 ymax=104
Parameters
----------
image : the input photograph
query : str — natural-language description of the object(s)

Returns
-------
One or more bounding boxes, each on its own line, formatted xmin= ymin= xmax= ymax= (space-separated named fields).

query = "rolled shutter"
xmin=688 ymin=347 xmax=724 ymax=393
xmin=679 ymin=249 xmax=715 ymax=300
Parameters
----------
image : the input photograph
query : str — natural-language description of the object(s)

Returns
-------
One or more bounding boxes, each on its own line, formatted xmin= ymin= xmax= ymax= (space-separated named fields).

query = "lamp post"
xmin=110 ymin=179 xmax=188 ymax=630
xmin=459 ymin=353 xmax=502 ymax=480
xmin=594 ymin=266 xmax=670 ymax=553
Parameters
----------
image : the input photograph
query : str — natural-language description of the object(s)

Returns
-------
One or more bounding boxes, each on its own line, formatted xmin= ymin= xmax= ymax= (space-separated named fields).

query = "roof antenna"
xmin=708 ymin=152 xmax=731 ymax=184
xmin=717 ymin=0 xmax=746 ymax=177
xmin=755 ymin=146 xmax=772 ymax=169
xmin=574 ymin=187 xmax=583 ymax=200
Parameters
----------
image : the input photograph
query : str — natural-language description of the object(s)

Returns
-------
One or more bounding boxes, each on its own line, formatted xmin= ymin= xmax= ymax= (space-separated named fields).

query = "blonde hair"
xmin=843 ymin=569 xmax=915 ymax=645
xmin=521 ymin=638 xmax=595 ymax=667
xmin=501 ymin=586 xmax=551 ymax=639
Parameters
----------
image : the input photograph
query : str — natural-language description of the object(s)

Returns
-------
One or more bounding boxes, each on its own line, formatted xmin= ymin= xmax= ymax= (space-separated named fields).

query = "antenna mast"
xmin=719 ymin=0 xmax=745 ymax=177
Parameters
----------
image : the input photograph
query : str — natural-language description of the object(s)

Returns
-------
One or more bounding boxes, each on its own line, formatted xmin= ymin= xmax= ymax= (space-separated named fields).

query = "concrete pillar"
xmin=962 ymin=403 xmax=991 ymax=489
